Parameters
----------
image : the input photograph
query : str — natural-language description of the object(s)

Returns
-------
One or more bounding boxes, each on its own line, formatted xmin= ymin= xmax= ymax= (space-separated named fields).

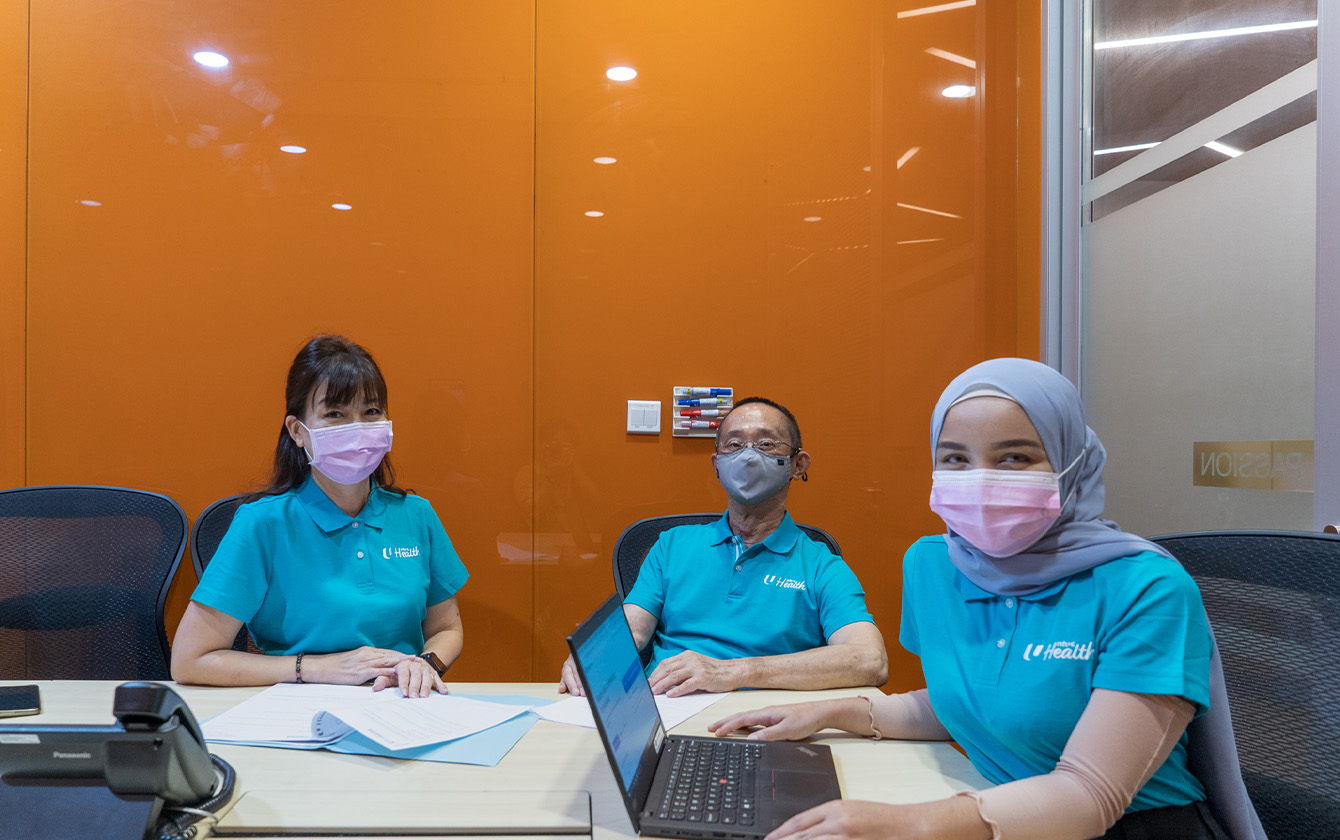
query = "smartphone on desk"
xmin=0 ymin=684 xmax=41 ymax=718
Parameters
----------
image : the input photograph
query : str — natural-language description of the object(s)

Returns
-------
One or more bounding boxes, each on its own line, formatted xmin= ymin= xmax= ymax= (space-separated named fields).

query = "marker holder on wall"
xmin=671 ymin=386 xmax=733 ymax=437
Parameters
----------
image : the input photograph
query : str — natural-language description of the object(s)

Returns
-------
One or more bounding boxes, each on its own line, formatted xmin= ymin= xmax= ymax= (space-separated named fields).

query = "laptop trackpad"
xmin=766 ymin=770 xmax=840 ymax=832
xmin=777 ymin=771 xmax=836 ymax=793
xmin=773 ymin=769 xmax=839 ymax=800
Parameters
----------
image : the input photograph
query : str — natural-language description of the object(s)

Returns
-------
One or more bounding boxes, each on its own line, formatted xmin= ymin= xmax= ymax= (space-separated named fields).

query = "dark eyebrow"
xmin=722 ymin=426 xmax=784 ymax=439
xmin=995 ymin=439 xmax=1046 ymax=449
xmin=936 ymin=441 xmax=968 ymax=451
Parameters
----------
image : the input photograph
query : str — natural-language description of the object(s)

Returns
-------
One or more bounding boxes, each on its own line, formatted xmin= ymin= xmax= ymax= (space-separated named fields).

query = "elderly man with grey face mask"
xmin=559 ymin=396 xmax=888 ymax=697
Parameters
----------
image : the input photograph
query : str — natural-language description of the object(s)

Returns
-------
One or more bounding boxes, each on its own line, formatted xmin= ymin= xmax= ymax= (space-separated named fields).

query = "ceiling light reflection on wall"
xmin=280 ymin=145 xmax=307 ymax=154
xmin=897 ymin=0 xmax=975 ymax=19
xmin=585 ymin=210 xmax=605 ymax=217
xmin=593 ymin=156 xmax=617 ymax=165
xmin=331 ymin=203 xmax=353 ymax=211
xmin=1093 ymin=142 xmax=1159 ymax=155
xmin=897 ymin=201 xmax=963 ymax=219
xmin=925 ymin=47 xmax=976 ymax=69
xmin=78 ymin=199 xmax=102 ymax=207
xmin=1095 ymin=20 xmax=1316 ymax=50
xmin=896 ymin=147 xmax=921 ymax=168
xmin=804 ymin=216 xmax=822 ymax=222
xmin=1093 ymin=140 xmax=1245 ymax=158
xmin=606 ymin=66 xmax=638 ymax=82
xmin=192 ymin=51 xmax=230 ymax=68
xmin=941 ymin=85 xmax=976 ymax=98
xmin=1204 ymin=141 xmax=1243 ymax=158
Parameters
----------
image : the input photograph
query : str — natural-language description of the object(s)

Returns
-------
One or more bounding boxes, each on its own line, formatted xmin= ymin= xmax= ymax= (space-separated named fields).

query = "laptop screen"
xmin=567 ymin=594 xmax=666 ymax=822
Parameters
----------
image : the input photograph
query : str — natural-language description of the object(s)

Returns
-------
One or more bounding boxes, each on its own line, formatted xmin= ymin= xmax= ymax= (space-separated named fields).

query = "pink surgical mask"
xmin=928 ymin=453 xmax=1081 ymax=557
xmin=300 ymin=420 xmax=393 ymax=485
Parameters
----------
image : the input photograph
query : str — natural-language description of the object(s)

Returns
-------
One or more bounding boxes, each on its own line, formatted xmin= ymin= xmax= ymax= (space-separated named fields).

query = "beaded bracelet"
xmin=862 ymin=694 xmax=883 ymax=740
xmin=295 ymin=652 xmax=305 ymax=684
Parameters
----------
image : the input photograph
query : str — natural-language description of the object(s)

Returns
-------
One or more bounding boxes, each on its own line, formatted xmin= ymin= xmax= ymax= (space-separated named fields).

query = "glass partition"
xmin=1081 ymin=0 xmax=1318 ymax=534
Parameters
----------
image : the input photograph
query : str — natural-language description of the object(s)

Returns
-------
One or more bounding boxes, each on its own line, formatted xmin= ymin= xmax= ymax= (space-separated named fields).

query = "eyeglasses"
xmin=716 ymin=438 xmax=798 ymax=456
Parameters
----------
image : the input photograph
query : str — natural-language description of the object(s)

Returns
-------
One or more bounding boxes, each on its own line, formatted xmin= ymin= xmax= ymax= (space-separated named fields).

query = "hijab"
xmin=929 ymin=357 xmax=1265 ymax=840
xmin=930 ymin=357 xmax=1171 ymax=597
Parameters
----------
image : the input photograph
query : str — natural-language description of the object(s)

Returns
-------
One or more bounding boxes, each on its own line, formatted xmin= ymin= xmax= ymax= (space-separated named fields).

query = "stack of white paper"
xmin=203 ymin=684 xmax=534 ymax=751
xmin=533 ymin=692 xmax=727 ymax=730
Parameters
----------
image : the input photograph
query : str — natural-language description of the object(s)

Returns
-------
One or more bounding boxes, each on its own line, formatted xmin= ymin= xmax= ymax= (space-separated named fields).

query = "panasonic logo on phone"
xmin=52 ymin=751 xmax=92 ymax=759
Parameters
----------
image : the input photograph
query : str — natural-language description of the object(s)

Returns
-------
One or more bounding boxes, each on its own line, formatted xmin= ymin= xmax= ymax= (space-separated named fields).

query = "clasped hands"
xmin=304 ymin=646 xmax=447 ymax=697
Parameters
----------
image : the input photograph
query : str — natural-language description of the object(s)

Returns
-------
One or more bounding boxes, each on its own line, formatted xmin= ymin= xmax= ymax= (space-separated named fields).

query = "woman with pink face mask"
xmin=171 ymin=335 xmax=468 ymax=698
xmin=711 ymin=359 xmax=1262 ymax=840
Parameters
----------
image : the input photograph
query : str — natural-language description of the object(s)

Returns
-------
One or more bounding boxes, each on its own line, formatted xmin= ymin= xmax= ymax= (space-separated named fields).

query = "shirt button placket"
xmin=355 ymin=523 xmax=374 ymax=589
xmin=728 ymin=539 xmax=746 ymax=597
xmin=982 ymin=596 xmax=1020 ymax=684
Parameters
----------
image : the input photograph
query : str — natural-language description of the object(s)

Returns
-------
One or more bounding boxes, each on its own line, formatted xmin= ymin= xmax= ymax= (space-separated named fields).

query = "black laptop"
xmin=566 ymin=594 xmax=842 ymax=839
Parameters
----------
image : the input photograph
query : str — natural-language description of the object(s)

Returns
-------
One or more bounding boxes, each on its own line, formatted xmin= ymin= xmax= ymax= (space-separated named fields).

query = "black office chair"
xmin=611 ymin=513 xmax=842 ymax=666
xmin=612 ymin=513 xmax=842 ymax=599
xmin=189 ymin=493 xmax=255 ymax=653
xmin=1150 ymin=530 xmax=1340 ymax=840
xmin=0 ymin=485 xmax=188 ymax=680
xmin=190 ymin=494 xmax=246 ymax=580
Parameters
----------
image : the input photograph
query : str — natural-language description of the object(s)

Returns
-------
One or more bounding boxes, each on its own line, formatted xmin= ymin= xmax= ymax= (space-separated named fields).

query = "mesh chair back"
xmin=189 ymin=493 xmax=254 ymax=653
xmin=190 ymin=494 xmax=246 ymax=579
xmin=611 ymin=513 xmax=842 ymax=666
xmin=0 ymin=485 xmax=188 ymax=680
xmin=1150 ymin=530 xmax=1340 ymax=839
xmin=611 ymin=513 xmax=843 ymax=598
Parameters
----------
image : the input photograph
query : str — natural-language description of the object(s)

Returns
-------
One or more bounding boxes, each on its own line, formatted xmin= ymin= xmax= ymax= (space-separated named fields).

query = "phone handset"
xmin=114 ymin=682 xmax=207 ymax=745
xmin=107 ymin=682 xmax=219 ymax=806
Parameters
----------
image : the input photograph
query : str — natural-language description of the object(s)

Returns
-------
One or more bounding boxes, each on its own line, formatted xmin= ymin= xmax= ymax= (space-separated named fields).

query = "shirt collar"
xmin=296 ymin=475 xmax=389 ymax=533
xmin=710 ymin=511 xmax=801 ymax=555
xmin=953 ymin=569 xmax=1070 ymax=602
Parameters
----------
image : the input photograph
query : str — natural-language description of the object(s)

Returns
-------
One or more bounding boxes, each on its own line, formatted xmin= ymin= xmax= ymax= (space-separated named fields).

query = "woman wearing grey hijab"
xmin=712 ymin=358 xmax=1262 ymax=840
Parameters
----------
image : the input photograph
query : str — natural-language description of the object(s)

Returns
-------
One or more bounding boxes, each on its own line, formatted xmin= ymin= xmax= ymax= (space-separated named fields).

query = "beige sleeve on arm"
xmin=868 ymin=688 xmax=953 ymax=741
xmin=959 ymin=689 xmax=1196 ymax=840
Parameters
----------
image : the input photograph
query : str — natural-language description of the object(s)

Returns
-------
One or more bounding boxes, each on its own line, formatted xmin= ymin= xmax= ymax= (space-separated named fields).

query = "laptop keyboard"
xmin=656 ymin=739 xmax=764 ymax=828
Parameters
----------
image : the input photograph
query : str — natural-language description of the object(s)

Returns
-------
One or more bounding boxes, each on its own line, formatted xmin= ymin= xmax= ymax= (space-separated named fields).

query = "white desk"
xmin=4 ymin=681 xmax=988 ymax=838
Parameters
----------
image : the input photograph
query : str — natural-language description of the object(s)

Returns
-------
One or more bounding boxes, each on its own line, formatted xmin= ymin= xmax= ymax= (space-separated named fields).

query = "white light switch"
xmin=627 ymin=400 xmax=661 ymax=434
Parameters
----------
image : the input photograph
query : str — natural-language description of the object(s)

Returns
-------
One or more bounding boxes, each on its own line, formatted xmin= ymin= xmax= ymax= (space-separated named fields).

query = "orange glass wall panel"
xmin=0 ymin=0 xmax=25 ymax=492
xmin=535 ymin=1 xmax=1040 ymax=691
xmin=25 ymin=0 xmax=536 ymax=679
xmin=16 ymin=1 xmax=1039 ymax=683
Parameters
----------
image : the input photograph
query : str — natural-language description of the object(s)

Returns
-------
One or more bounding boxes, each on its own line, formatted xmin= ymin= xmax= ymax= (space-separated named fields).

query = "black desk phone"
xmin=0 ymin=682 xmax=235 ymax=840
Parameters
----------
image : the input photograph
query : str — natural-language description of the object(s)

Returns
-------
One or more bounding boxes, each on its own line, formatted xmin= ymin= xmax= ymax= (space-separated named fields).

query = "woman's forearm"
xmin=173 ymin=648 xmax=299 ymax=687
xmin=870 ymin=689 xmax=953 ymax=741
xmin=422 ymin=627 xmax=464 ymax=670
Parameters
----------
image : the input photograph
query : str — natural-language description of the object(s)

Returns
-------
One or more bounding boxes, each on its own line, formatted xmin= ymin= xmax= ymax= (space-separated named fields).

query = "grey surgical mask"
xmin=715 ymin=447 xmax=792 ymax=505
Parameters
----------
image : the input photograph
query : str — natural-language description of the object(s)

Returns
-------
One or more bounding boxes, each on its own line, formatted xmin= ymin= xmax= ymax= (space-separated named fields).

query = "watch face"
xmin=421 ymin=652 xmax=446 ymax=677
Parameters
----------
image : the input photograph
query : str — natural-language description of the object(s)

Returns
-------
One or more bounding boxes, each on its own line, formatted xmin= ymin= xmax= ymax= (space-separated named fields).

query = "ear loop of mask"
xmin=1055 ymin=448 xmax=1086 ymax=513
xmin=297 ymin=421 xmax=318 ymax=465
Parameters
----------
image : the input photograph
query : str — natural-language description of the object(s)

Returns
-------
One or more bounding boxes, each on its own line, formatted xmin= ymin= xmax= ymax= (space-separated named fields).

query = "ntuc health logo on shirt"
xmin=1022 ymin=640 xmax=1093 ymax=662
xmin=382 ymin=546 xmax=421 ymax=559
xmin=762 ymin=574 xmax=807 ymax=591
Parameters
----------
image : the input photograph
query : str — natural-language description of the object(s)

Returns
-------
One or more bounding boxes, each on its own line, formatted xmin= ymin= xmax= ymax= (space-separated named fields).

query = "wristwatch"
xmin=420 ymin=651 xmax=447 ymax=678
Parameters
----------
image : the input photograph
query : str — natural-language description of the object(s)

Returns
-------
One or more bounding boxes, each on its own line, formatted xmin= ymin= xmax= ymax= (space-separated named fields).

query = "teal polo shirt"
xmin=624 ymin=512 xmax=875 ymax=675
xmin=191 ymin=477 xmax=469 ymax=656
xmin=900 ymin=536 xmax=1212 ymax=812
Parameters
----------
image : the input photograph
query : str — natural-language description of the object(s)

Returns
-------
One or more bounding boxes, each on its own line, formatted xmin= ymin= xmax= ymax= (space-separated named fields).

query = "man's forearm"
xmin=730 ymin=642 xmax=888 ymax=690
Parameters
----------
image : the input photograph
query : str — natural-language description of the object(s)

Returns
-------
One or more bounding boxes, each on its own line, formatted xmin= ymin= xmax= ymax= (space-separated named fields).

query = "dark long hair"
xmin=246 ymin=335 xmax=406 ymax=501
